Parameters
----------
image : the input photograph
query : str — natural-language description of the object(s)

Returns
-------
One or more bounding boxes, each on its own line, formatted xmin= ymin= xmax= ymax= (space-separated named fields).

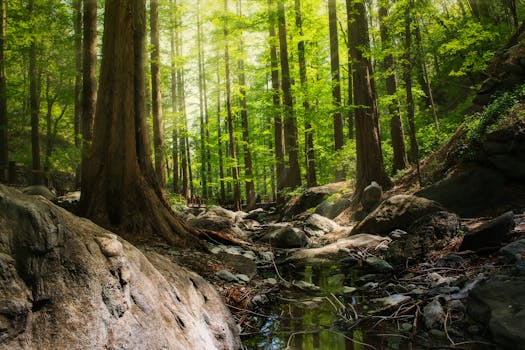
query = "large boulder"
xmin=0 ymin=185 xmax=240 ymax=350
xmin=459 ymin=211 xmax=515 ymax=252
xmin=21 ymin=184 xmax=57 ymax=202
xmin=351 ymin=195 xmax=445 ymax=236
xmin=467 ymin=277 xmax=525 ymax=350
xmin=258 ymin=226 xmax=308 ymax=249
xmin=281 ymin=182 xmax=348 ymax=221
xmin=361 ymin=181 xmax=382 ymax=211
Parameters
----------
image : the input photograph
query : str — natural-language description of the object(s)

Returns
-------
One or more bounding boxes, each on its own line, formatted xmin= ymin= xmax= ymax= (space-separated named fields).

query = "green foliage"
xmin=466 ymin=84 xmax=525 ymax=143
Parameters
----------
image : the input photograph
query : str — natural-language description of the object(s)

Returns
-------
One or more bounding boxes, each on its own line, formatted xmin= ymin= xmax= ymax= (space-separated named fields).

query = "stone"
xmin=188 ymin=214 xmax=245 ymax=238
xmin=304 ymin=213 xmax=339 ymax=236
xmin=467 ymin=277 xmax=525 ymax=350
xmin=423 ymin=299 xmax=444 ymax=329
xmin=364 ymin=256 xmax=394 ymax=274
xmin=342 ymin=286 xmax=357 ymax=294
xmin=216 ymin=269 xmax=239 ymax=282
xmin=259 ymin=226 xmax=308 ymax=249
xmin=21 ymin=184 xmax=57 ymax=202
xmin=372 ymin=294 xmax=411 ymax=308
xmin=460 ymin=211 xmax=515 ymax=252
xmin=352 ymin=195 xmax=445 ymax=236
xmin=236 ymin=274 xmax=250 ymax=282
xmin=315 ymin=195 xmax=351 ymax=219
xmin=417 ymin=166 xmax=507 ymax=217
xmin=499 ymin=239 xmax=525 ymax=264
xmin=361 ymin=181 xmax=382 ymax=211
xmin=0 ymin=184 xmax=240 ymax=350
xmin=436 ymin=254 xmax=465 ymax=268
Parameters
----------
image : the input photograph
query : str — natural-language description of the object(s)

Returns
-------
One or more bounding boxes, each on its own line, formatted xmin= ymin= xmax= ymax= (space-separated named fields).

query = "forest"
xmin=1 ymin=0 xmax=525 ymax=349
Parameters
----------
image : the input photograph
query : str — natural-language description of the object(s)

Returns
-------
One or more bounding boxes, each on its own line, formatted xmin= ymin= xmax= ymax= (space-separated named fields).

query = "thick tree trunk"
xmin=268 ymin=0 xmax=285 ymax=195
xmin=295 ymin=0 xmax=316 ymax=188
xmin=348 ymin=0 xmax=391 ymax=200
xmin=73 ymin=0 xmax=82 ymax=187
xmin=150 ymin=0 xmax=167 ymax=188
xmin=277 ymin=0 xmax=301 ymax=189
xmin=169 ymin=0 xmax=179 ymax=194
xmin=79 ymin=0 xmax=202 ymax=249
xmin=29 ymin=0 xmax=41 ymax=185
xmin=329 ymin=0 xmax=345 ymax=182
xmin=345 ymin=0 xmax=354 ymax=140
xmin=81 ymin=0 xmax=97 ymax=186
xmin=378 ymin=1 xmax=409 ymax=175
xmin=0 ymin=0 xmax=7 ymax=182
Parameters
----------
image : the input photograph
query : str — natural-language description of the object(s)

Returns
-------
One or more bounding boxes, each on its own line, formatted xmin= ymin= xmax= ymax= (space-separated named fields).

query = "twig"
xmin=444 ymin=310 xmax=455 ymax=346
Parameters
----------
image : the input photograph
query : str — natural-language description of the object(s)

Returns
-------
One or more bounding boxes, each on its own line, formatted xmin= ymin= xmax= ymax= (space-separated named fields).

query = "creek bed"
xmin=242 ymin=263 xmax=411 ymax=350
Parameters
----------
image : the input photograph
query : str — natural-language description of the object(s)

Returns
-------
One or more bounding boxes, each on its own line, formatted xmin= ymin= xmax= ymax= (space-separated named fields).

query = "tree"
xmin=347 ymin=0 xmax=391 ymax=199
xmin=345 ymin=0 xmax=354 ymax=140
xmin=295 ymin=0 xmax=316 ymax=187
xmin=73 ymin=0 xmax=81 ymax=186
xmin=150 ymin=0 xmax=167 ymax=187
xmin=378 ymin=0 xmax=409 ymax=174
xmin=29 ymin=0 xmax=42 ymax=185
xmin=277 ymin=0 xmax=301 ymax=189
xmin=328 ymin=0 xmax=345 ymax=181
xmin=81 ymin=0 xmax=97 ymax=184
xmin=79 ymin=0 xmax=201 ymax=248
xmin=0 ymin=0 xmax=7 ymax=182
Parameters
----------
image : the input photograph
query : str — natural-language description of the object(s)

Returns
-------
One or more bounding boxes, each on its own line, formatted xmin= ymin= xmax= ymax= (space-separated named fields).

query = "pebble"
xmin=236 ymin=274 xmax=250 ymax=282
xmin=215 ymin=270 xmax=239 ymax=282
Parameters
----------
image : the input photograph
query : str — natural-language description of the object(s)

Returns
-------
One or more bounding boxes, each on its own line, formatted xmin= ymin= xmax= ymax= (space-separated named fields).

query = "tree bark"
xmin=295 ymin=0 xmax=316 ymax=188
xmin=378 ymin=0 xmax=409 ymax=175
xmin=197 ymin=0 xmax=208 ymax=198
xmin=29 ymin=0 xmax=42 ymax=185
xmin=81 ymin=0 xmax=97 ymax=186
xmin=169 ymin=0 xmax=179 ymax=194
xmin=348 ymin=0 xmax=391 ymax=199
xmin=345 ymin=0 xmax=354 ymax=140
xmin=0 ymin=0 xmax=7 ymax=182
xmin=216 ymin=59 xmax=226 ymax=204
xmin=150 ymin=0 xmax=167 ymax=188
xmin=329 ymin=0 xmax=345 ymax=182
xmin=267 ymin=0 xmax=285 ymax=195
xmin=277 ymin=0 xmax=301 ymax=189
xmin=79 ymin=0 xmax=202 ymax=248
xmin=73 ymin=0 xmax=82 ymax=187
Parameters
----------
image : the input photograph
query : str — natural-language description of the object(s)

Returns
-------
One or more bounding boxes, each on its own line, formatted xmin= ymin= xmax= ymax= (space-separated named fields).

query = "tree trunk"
xmin=81 ymin=0 xmax=97 ymax=187
xmin=73 ymin=0 xmax=82 ymax=187
xmin=224 ymin=0 xmax=242 ymax=211
xmin=403 ymin=0 xmax=421 ymax=185
xmin=237 ymin=0 xmax=255 ymax=209
xmin=267 ymin=0 xmax=285 ymax=195
xmin=79 ymin=0 xmax=202 ymax=248
xmin=345 ymin=0 xmax=354 ymax=140
xmin=329 ymin=0 xmax=345 ymax=182
xmin=150 ymin=0 xmax=167 ymax=188
xmin=0 ymin=0 xmax=7 ymax=182
xmin=216 ymin=60 xmax=226 ymax=204
xmin=295 ymin=0 xmax=316 ymax=188
xmin=378 ymin=0 xmax=409 ymax=175
xmin=169 ymin=0 xmax=179 ymax=194
xmin=29 ymin=0 xmax=41 ymax=185
xmin=197 ymin=0 xmax=207 ymax=198
xmin=347 ymin=0 xmax=391 ymax=199
xmin=277 ymin=0 xmax=301 ymax=189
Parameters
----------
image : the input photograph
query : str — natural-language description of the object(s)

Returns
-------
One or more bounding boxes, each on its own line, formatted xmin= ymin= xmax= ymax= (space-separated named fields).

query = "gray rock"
xmin=259 ymin=226 xmax=308 ymax=249
xmin=361 ymin=181 xmax=382 ymax=211
xmin=467 ymin=277 xmax=525 ymax=350
xmin=215 ymin=270 xmax=239 ymax=282
xmin=188 ymin=214 xmax=245 ymax=238
xmin=499 ymin=239 xmax=525 ymax=264
xmin=235 ymin=274 xmax=250 ymax=282
xmin=0 ymin=184 xmax=240 ymax=350
xmin=423 ymin=299 xmax=444 ymax=329
xmin=304 ymin=214 xmax=339 ymax=234
xmin=460 ymin=211 xmax=515 ymax=252
xmin=21 ymin=184 xmax=57 ymax=202
xmin=352 ymin=195 xmax=445 ymax=236
xmin=315 ymin=195 xmax=351 ymax=219
xmin=365 ymin=256 xmax=394 ymax=274
xmin=281 ymin=182 xmax=347 ymax=220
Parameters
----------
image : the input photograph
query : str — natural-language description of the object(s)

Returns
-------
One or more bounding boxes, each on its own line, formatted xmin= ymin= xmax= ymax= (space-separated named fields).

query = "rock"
xmin=467 ymin=277 xmax=525 ymax=350
xmin=314 ymin=194 xmax=351 ymax=219
xmin=417 ymin=166 xmax=507 ymax=217
xmin=215 ymin=270 xmax=239 ymax=282
xmin=352 ymin=195 xmax=445 ymax=236
xmin=236 ymin=274 xmax=250 ymax=282
xmin=389 ymin=229 xmax=408 ymax=239
xmin=499 ymin=239 xmax=525 ymax=264
xmin=384 ymin=211 xmax=460 ymax=265
xmin=0 ymin=185 xmax=240 ymax=350
xmin=436 ymin=254 xmax=465 ymax=268
xmin=459 ymin=211 xmax=515 ymax=252
xmin=372 ymin=294 xmax=410 ymax=308
xmin=245 ymin=208 xmax=265 ymax=221
xmin=342 ymin=286 xmax=357 ymax=294
xmin=285 ymin=234 xmax=391 ymax=264
xmin=259 ymin=226 xmax=308 ymax=249
xmin=304 ymin=214 xmax=339 ymax=236
xmin=423 ymin=299 xmax=444 ymax=329
xmin=188 ymin=214 xmax=245 ymax=238
xmin=281 ymin=182 xmax=348 ymax=220
xmin=364 ymin=256 xmax=394 ymax=274
xmin=361 ymin=181 xmax=382 ymax=211
xmin=21 ymin=184 xmax=57 ymax=202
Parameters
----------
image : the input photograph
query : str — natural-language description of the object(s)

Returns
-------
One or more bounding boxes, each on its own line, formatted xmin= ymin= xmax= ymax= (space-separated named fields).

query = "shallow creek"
xmin=243 ymin=263 xmax=409 ymax=350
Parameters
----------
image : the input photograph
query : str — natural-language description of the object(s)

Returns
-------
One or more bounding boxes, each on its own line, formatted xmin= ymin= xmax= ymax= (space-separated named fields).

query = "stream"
xmin=243 ymin=263 xmax=408 ymax=350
